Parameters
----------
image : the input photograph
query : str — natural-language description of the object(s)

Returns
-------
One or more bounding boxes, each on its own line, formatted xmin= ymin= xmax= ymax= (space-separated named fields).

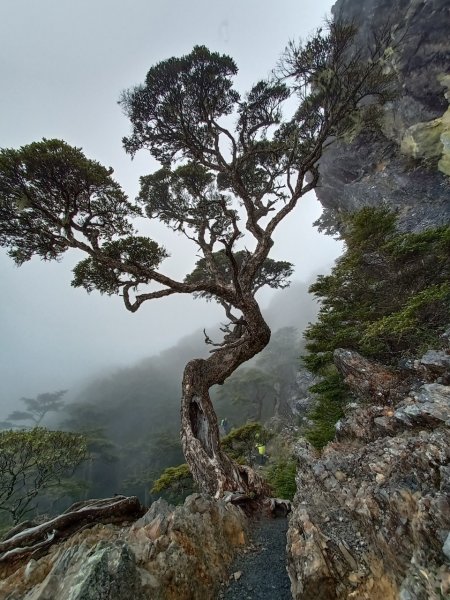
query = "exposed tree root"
xmin=0 ymin=495 xmax=144 ymax=567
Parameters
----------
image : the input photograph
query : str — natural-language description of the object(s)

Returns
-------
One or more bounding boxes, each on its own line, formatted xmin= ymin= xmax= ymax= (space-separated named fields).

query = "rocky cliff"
xmin=287 ymin=0 xmax=450 ymax=597
xmin=287 ymin=349 xmax=450 ymax=599
xmin=315 ymin=0 xmax=450 ymax=234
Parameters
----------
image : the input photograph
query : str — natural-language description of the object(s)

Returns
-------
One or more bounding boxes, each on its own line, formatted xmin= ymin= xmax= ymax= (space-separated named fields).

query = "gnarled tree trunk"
xmin=180 ymin=297 xmax=272 ymax=497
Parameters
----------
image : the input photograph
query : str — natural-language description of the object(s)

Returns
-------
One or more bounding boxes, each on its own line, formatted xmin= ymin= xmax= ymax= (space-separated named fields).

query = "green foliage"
xmin=304 ymin=372 xmax=348 ymax=449
xmin=304 ymin=208 xmax=450 ymax=448
xmin=221 ymin=422 xmax=272 ymax=466
xmin=0 ymin=139 xmax=138 ymax=265
xmin=306 ymin=208 xmax=450 ymax=364
xmin=185 ymin=250 xmax=293 ymax=302
xmin=0 ymin=427 xmax=88 ymax=524
xmin=361 ymin=283 xmax=450 ymax=356
xmin=138 ymin=164 xmax=228 ymax=234
xmin=72 ymin=237 xmax=169 ymax=294
xmin=151 ymin=464 xmax=196 ymax=505
xmin=343 ymin=207 xmax=396 ymax=249
xmin=266 ymin=459 xmax=297 ymax=501
xmin=121 ymin=46 xmax=240 ymax=162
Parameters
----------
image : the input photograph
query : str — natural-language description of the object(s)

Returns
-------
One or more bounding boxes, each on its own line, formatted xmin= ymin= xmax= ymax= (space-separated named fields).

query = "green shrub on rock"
xmin=151 ymin=464 xmax=196 ymax=505
xmin=304 ymin=208 xmax=450 ymax=448
xmin=266 ymin=459 xmax=297 ymax=501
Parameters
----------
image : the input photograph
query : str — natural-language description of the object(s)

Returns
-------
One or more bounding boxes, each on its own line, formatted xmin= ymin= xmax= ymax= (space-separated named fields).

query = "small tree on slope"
xmin=0 ymin=22 xmax=394 ymax=497
xmin=0 ymin=428 xmax=87 ymax=525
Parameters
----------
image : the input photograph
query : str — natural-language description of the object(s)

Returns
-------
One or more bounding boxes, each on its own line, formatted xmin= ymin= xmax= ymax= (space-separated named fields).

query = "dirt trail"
xmin=218 ymin=516 xmax=292 ymax=600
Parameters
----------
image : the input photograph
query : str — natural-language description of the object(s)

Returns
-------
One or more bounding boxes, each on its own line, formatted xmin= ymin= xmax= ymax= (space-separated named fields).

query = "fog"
xmin=0 ymin=0 xmax=340 ymax=414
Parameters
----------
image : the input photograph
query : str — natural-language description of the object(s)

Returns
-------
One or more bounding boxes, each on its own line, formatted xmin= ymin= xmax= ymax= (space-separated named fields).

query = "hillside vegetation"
xmin=304 ymin=207 xmax=450 ymax=447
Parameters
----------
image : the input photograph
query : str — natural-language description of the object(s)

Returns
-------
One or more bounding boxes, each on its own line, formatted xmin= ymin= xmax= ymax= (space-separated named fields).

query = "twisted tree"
xmin=0 ymin=22 xmax=394 ymax=497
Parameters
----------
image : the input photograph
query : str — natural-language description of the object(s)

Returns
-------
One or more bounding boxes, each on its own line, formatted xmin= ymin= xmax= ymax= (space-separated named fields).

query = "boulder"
xmin=24 ymin=541 xmax=146 ymax=600
xmin=417 ymin=350 xmax=450 ymax=383
xmin=289 ymin=350 xmax=450 ymax=597
xmin=394 ymin=384 xmax=450 ymax=427
xmin=0 ymin=495 xmax=247 ymax=600
xmin=287 ymin=423 xmax=450 ymax=599
xmin=334 ymin=348 xmax=404 ymax=404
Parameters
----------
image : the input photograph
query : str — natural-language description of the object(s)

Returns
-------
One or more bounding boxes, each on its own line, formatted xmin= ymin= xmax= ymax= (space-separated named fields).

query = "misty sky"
xmin=0 ymin=0 xmax=340 ymax=413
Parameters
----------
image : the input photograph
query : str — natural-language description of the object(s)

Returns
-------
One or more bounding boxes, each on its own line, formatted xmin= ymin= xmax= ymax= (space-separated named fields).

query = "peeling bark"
xmin=181 ymin=296 xmax=273 ymax=497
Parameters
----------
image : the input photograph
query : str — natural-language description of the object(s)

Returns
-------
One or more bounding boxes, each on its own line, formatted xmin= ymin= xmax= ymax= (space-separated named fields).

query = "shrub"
xmin=304 ymin=208 xmax=450 ymax=448
xmin=0 ymin=427 xmax=88 ymax=524
xmin=266 ymin=459 xmax=297 ymax=501
xmin=151 ymin=463 xmax=196 ymax=505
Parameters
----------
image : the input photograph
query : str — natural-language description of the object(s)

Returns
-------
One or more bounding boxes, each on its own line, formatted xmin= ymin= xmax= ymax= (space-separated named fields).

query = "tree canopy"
xmin=0 ymin=21 xmax=395 ymax=496
xmin=0 ymin=428 xmax=88 ymax=524
xmin=0 ymin=24 xmax=394 ymax=319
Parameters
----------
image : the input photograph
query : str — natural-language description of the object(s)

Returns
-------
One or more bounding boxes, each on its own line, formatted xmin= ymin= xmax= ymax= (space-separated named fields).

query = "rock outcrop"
xmin=315 ymin=0 xmax=450 ymax=234
xmin=333 ymin=349 xmax=405 ymax=405
xmin=0 ymin=494 xmax=247 ymax=600
xmin=288 ymin=367 xmax=321 ymax=419
xmin=286 ymin=1 xmax=450 ymax=596
xmin=287 ymin=353 xmax=450 ymax=599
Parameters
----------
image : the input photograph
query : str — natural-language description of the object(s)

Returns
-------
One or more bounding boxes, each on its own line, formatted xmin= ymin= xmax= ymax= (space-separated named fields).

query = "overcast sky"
xmin=0 ymin=0 xmax=339 ymax=413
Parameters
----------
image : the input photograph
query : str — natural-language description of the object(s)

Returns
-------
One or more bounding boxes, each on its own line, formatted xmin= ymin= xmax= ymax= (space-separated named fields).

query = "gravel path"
xmin=218 ymin=516 xmax=292 ymax=600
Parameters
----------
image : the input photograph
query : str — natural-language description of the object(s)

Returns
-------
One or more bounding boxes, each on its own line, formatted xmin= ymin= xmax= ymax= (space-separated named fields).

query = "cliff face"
xmin=287 ymin=0 xmax=450 ymax=597
xmin=287 ymin=349 xmax=450 ymax=599
xmin=315 ymin=0 xmax=450 ymax=233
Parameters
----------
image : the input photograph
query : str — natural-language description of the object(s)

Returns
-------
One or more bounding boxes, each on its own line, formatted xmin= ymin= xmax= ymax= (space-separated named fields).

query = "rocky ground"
xmin=219 ymin=516 xmax=291 ymax=600
xmin=287 ymin=349 xmax=450 ymax=599
xmin=0 ymin=495 xmax=248 ymax=600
